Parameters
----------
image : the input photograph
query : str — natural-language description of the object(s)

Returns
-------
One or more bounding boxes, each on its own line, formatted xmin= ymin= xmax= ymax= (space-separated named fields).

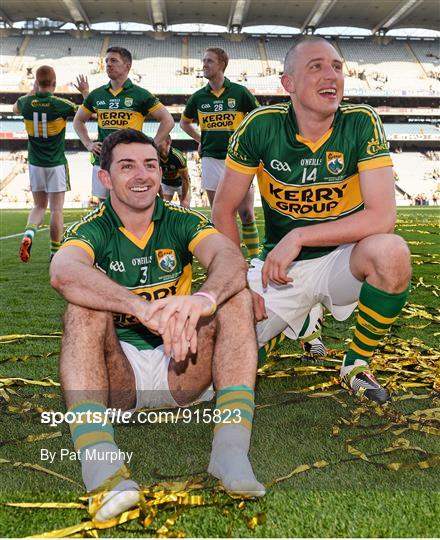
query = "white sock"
xmin=208 ymin=425 xmax=265 ymax=497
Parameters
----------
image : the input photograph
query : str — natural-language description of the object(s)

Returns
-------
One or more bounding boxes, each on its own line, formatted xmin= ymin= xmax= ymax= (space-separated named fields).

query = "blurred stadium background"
xmin=1 ymin=0 xmax=439 ymax=209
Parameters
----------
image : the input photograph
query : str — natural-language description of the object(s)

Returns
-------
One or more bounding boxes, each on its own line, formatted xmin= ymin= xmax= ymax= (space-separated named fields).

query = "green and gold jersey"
xmin=182 ymin=77 xmax=260 ymax=159
xmin=17 ymin=92 xmax=77 ymax=167
xmin=62 ymin=197 xmax=218 ymax=350
xmin=227 ymin=101 xmax=393 ymax=261
xmin=81 ymin=78 xmax=163 ymax=165
xmin=160 ymin=146 xmax=187 ymax=187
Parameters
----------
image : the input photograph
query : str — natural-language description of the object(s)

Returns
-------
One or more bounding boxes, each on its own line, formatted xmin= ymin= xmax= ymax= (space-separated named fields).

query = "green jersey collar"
xmin=35 ymin=91 xmax=52 ymax=98
xmin=104 ymin=78 xmax=134 ymax=92
xmin=204 ymin=76 xmax=231 ymax=94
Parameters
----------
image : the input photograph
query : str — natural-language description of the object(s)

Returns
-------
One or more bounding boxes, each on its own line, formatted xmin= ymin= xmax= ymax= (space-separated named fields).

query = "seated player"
xmin=158 ymin=135 xmax=191 ymax=207
xmin=213 ymin=37 xmax=411 ymax=404
xmin=50 ymin=128 xmax=264 ymax=523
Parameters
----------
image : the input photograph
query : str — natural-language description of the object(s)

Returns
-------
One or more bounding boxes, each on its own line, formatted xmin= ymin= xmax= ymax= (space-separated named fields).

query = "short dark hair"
xmin=106 ymin=46 xmax=132 ymax=64
xmin=100 ymin=129 xmax=159 ymax=171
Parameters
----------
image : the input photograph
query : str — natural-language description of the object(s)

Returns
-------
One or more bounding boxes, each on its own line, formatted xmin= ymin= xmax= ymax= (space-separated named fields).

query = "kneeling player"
xmin=50 ymin=129 xmax=264 ymax=523
xmin=213 ymin=37 xmax=411 ymax=404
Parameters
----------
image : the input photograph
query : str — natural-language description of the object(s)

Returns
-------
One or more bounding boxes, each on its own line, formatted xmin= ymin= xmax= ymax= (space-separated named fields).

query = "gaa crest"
xmin=326 ymin=151 xmax=344 ymax=175
xmin=156 ymin=249 xmax=176 ymax=272
xmin=124 ymin=97 xmax=133 ymax=107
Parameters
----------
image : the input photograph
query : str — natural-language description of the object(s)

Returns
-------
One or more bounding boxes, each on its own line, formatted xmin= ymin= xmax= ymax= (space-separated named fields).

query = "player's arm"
xmin=212 ymin=165 xmax=254 ymax=246
xmin=261 ymin=166 xmax=396 ymax=287
xmin=151 ymin=105 xmax=174 ymax=146
xmin=73 ymin=106 xmax=102 ymax=156
xmin=179 ymin=116 xmax=201 ymax=144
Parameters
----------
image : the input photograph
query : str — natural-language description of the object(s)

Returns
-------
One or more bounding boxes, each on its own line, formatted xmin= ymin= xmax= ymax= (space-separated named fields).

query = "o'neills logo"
xmin=258 ymin=172 xmax=363 ymax=220
xmin=366 ymin=138 xmax=388 ymax=155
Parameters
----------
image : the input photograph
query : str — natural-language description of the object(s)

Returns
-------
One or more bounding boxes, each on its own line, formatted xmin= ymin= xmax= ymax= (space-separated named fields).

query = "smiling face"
xmin=99 ymin=142 xmax=162 ymax=214
xmin=105 ymin=51 xmax=131 ymax=81
xmin=281 ymin=40 xmax=344 ymax=120
xmin=202 ymin=50 xmax=224 ymax=80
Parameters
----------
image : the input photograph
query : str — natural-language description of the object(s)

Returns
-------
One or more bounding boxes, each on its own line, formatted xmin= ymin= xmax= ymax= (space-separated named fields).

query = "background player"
xmin=50 ymin=129 xmax=264 ymax=522
xmin=73 ymin=46 xmax=174 ymax=200
xmin=213 ymin=37 xmax=411 ymax=404
xmin=158 ymin=135 xmax=191 ymax=207
xmin=180 ymin=47 xmax=260 ymax=257
xmin=13 ymin=65 xmax=86 ymax=262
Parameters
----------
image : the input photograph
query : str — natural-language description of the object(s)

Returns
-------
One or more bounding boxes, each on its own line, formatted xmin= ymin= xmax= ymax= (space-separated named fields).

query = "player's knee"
xmin=373 ymin=234 xmax=411 ymax=288
xmin=63 ymin=303 xmax=110 ymax=330
xmin=219 ymin=289 xmax=253 ymax=320
xmin=240 ymin=210 xmax=255 ymax=224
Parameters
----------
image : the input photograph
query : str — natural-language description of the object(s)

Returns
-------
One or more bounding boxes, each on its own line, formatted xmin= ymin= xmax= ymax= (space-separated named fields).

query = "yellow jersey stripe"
xmin=188 ymin=228 xmax=219 ymax=253
xmin=358 ymin=156 xmax=393 ymax=171
xmin=61 ymin=239 xmax=95 ymax=262
xmin=225 ymin=155 xmax=259 ymax=175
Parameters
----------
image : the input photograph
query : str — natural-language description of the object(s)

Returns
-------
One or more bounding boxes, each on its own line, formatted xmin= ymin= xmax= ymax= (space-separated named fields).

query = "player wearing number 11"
xmin=13 ymin=65 xmax=87 ymax=262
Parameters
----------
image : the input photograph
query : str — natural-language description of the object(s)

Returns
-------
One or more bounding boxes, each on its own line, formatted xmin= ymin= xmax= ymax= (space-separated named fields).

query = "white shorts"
xmin=120 ymin=341 xmax=215 ymax=410
xmin=29 ymin=163 xmax=70 ymax=193
xmin=201 ymin=157 xmax=225 ymax=192
xmin=161 ymin=183 xmax=182 ymax=197
xmin=92 ymin=165 xmax=109 ymax=200
xmin=249 ymin=244 xmax=363 ymax=347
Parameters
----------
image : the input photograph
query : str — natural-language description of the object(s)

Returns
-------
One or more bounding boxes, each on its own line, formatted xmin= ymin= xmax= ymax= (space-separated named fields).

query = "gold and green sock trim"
xmin=241 ymin=221 xmax=259 ymax=257
xmin=69 ymin=402 xmax=115 ymax=454
xmin=214 ymin=385 xmax=255 ymax=433
xmin=345 ymin=281 xmax=409 ymax=366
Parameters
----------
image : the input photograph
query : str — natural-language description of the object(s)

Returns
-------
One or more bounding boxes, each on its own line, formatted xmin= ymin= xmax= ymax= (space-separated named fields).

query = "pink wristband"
xmin=194 ymin=291 xmax=217 ymax=316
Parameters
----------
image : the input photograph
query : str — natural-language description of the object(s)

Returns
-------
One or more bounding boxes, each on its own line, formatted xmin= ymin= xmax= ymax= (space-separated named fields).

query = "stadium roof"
xmin=1 ymin=0 xmax=439 ymax=33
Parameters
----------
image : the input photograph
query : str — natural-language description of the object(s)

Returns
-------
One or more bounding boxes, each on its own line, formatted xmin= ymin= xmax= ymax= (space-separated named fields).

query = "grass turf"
xmin=0 ymin=206 xmax=439 ymax=537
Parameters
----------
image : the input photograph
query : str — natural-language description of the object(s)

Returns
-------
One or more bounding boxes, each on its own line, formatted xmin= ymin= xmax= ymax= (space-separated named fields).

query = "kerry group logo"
xmin=326 ymin=152 xmax=344 ymax=175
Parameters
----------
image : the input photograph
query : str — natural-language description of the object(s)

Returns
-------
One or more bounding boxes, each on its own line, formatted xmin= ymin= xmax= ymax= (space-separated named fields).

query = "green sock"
xmin=241 ymin=221 xmax=259 ymax=257
xmin=24 ymin=224 xmax=37 ymax=240
xmin=344 ymin=281 xmax=409 ymax=367
xmin=258 ymin=333 xmax=286 ymax=362
xmin=50 ymin=240 xmax=61 ymax=257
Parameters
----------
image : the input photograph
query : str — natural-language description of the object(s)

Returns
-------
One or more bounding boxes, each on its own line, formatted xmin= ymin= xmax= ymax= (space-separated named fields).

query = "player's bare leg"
xmin=48 ymin=191 xmax=65 ymax=260
xmin=206 ymin=189 xmax=216 ymax=207
xmin=168 ymin=289 xmax=265 ymax=496
xmin=60 ymin=304 xmax=139 ymax=522
xmin=19 ymin=191 xmax=48 ymax=262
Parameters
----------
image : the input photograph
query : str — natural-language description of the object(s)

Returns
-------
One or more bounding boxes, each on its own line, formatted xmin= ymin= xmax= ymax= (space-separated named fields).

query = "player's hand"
xmin=73 ymin=74 xmax=89 ymax=96
xmin=251 ymin=290 xmax=267 ymax=322
xmin=87 ymin=141 xmax=102 ymax=156
xmin=180 ymin=196 xmax=190 ymax=208
xmin=143 ymin=294 xmax=215 ymax=355
xmin=261 ymin=232 xmax=302 ymax=288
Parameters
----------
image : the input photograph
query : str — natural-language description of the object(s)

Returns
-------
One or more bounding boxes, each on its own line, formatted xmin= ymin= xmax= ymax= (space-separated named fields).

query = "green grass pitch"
xmin=0 ymin=206 xmax=439 ymax=537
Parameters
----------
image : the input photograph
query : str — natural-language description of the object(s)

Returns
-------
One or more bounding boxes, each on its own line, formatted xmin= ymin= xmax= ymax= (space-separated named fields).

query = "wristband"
xmin=193 ymin=291 xmax=217 ymax=316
